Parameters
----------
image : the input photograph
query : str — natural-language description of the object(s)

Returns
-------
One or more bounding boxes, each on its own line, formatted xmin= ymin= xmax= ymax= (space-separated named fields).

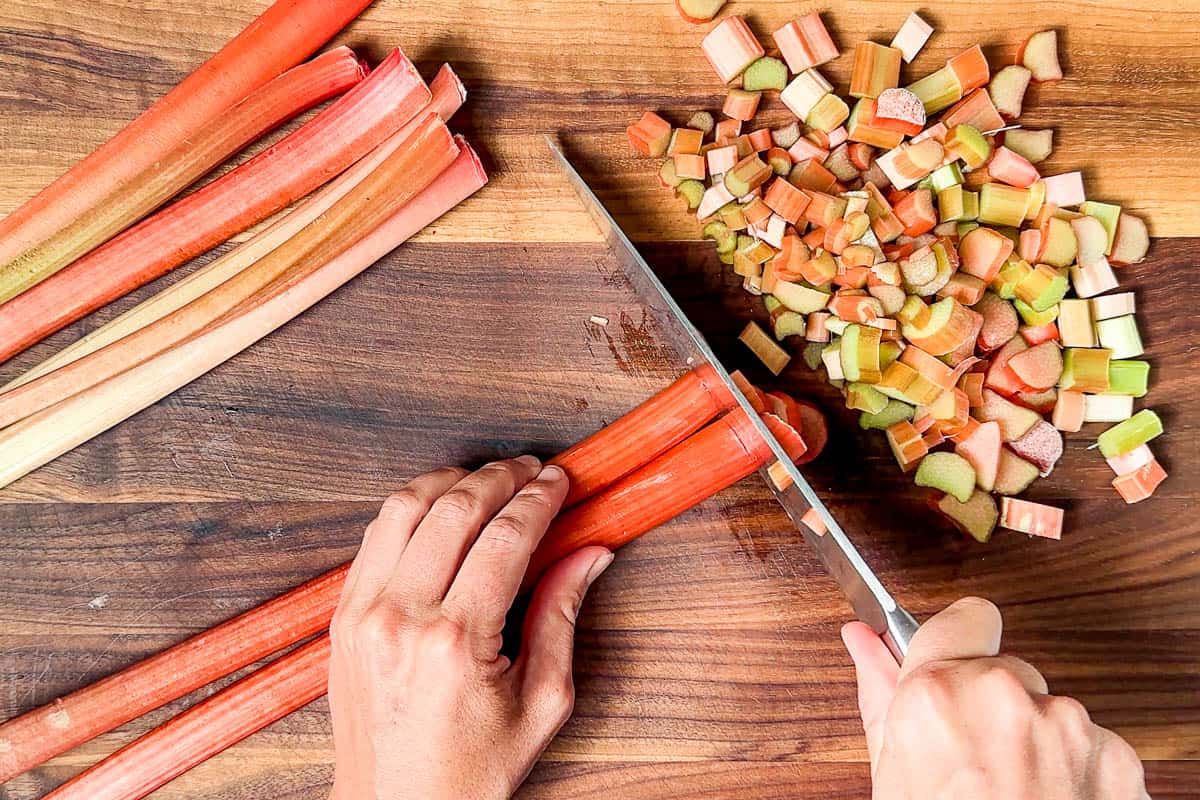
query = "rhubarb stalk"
xmin=0 ymin=0 xmax=377 ymax=286
xmin=0 ymin=47 xmax=366 ymax=307
xmin=41 ymin=409 xmax=777 ymax=800
xmin=0 ymin=366 xmax=757 ymax=779
xmin=0 ymin=48 xmax=432 ymax=364
xmin=3 ymin=65 xmax=468 ymax=392
xmin=0 ymin=112 xmax=456 ymax=433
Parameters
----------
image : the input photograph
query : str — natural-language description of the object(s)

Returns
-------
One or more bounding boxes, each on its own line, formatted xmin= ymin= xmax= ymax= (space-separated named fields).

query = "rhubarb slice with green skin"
xmin=0 ymin=48 xmax=434 ymax=365
xmin=1003 ymin=129 xmax=1053 ymax=163
xmin=860 ymin=398 xmax=915 ymax=430
xmin=1107 ymin=360 xmax=1150 ymax=397
xmin=994 ymin=449 xmax=1040 ymax=495
xmin=743 ymin=57 xmax=789 ymax=91
xmin=676 ymin=0 xmax=727 ymax=24
xmin=916 ymin=451 xmax=977 ymax=502
xmin=0 ymin=0 xmax=376 ymax=293
xmin=1059 ymin=348 xmax=1112 ymax=393
xmin=977 ymin=389 xmax=1040 ymax=441
xmin=1098 ymin=409 xmax=1163 ymax=458
xmin=936 ymin=489 xmax=999 ymax=542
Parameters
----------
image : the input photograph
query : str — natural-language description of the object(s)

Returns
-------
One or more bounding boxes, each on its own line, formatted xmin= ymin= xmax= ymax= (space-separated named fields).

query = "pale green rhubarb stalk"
xmin=0 ymin=125 xmax=469 ymax=491
xmin=2 ymin=65 xmax=467 ymax=394
xmin=0 ymin=0 xmax=378 ymax=294
xmin=0 ymin=47 xmax=432 ymax=365
xmin=0 ymin=112 xmax=454 ymax=437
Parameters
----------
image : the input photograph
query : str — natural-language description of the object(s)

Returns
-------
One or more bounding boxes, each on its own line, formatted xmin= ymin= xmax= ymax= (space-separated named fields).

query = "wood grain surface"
xmin=0 ymin=0 xmax=1197 ymax=798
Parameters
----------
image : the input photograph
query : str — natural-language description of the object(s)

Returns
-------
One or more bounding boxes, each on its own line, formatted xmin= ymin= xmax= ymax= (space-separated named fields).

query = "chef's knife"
xmin=548 ymin=136 xmax=919 ymax=661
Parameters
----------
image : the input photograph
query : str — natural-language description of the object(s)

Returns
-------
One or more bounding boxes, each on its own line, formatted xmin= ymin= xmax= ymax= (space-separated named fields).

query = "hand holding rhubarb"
xmin=327 ymin=459 xmax=612 ymax=800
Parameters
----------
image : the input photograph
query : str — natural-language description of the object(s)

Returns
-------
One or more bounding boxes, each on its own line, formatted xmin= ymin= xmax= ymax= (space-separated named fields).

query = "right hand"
xmin=842 ymin=597 xmax=1150 ymax=800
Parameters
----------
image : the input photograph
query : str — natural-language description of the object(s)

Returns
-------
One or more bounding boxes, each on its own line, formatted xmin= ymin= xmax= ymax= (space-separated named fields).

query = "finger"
xmin=986 ymin=654 xmax=1049 ymax=695
xmin=392 ymin=456 xmax=543 ymax=605
xmin=898 ymin=596 xmax=1003 ymax=683
xmin=841 ymin=622 xmax=900 ymax=770
xmin=516 ymin=547 xmax=613 ymax=728
xmin=335 ymin=467 xmax=468 ymax=624
xmin=444 ymin=465 xmax=570 ymax=651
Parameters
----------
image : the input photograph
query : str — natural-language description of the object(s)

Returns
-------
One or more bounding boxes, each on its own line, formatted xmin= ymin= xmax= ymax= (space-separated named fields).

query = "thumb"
xmin=841 ymin=621 xmax=900 ymax=772
xmin=517 ymin=547 xmax=613 ymax=722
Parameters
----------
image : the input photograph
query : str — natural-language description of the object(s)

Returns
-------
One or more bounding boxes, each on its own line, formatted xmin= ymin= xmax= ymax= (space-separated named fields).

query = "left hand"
xmin=327 ymin=456 xmax=613 ymax=800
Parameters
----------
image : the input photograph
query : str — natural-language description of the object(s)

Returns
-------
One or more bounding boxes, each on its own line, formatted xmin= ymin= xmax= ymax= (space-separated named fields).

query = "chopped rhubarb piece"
xmin=1007 ymin=419 xmax=1063 ymax=477
xmin=947 ymin=44 xmax=991 ymax=93
xmin=901 ymin=297 xmax=982 ymax=356
xmin=1043 ymin=171 xmax=1086 ymax=208
xmin=1019 ymin=30 xmax=1063 ymax=82
xmin=743 ymin=57 xmax=789 ymax=91
xmin=1038 ymin=215 xmax=1078 ymax=266
xmin=873 ymin=88 xmax=926 ymax=136
xmin=999 ymin=497 xmax=1063 ymax=540
xmin=916 ymin=451 xmax=977 ymax=502
xmin=697 ymin=181 xmax=735 ymax=219
xmin=799 ymin=506 xmax=829 ymax=536
xmin=739 ymin=321 xmax=790 ymax=375
xmin=674 ymin=154 xmax=706 ymax=180
xmin=989 ymin=65 xmax=1033 ymax=120
xmin=688 ymin=111 xmax=716 ymax=135
xmin=936 ymin=490 xmax=999 ymax=542
xmin=988 ymin=147 xmax=1039 ymax=188
xmin=954 ymin=419 xmax=1002 ymax=491
xmin=895 ymin=190 xmax=937 ymax=236
xmin=1003 ymin=128 xmax=1054 ymax=163
xmin=748 ymin=128 xmax=774 ymax=152
xmin=669 ymin=128 xmax=704 ymax=156
xmin=773 ymin=13 xmax=839 ymax=73
xmin=979 ymin=184 xmax=1030 ymax=227
xmin=974 ymin=292 xmax=1020 ymax=352
xmin=1083 ymin=394 xmax=1134 ymax=423
xmin=1071 ymin=217 xmax=1112 ymax=269
xmin=764 ymin=178 xmax=811 ymax=225
xmin=1051 ymin=388 xmax=1085 ymax=432
xmin=1106 ymin=359 xmax=1150 ymax=397
xmin=887 ymin=419 xmax=929 ymax=472
xmin=906 ymin=67 xmax=964 ymax=114
xmin=1095 ymin=314 xmax=1143 ymax=359
xmin=1069 ymin=257 xmax=1119 ymax=299
xmin=781 ymin=69 xmax=834 ymax=120
xmin=1110 ymin=213 xmax=1150 ymax=266
xmin=1090 ymin=292 xmax=1135 ymax=321
xmin=891 ymin=12 xmax=934 ymax=63
xmin=1018 ymin=228 xmax=1042 ymax=262
xmin=806 ymin=311 xmax=831 ymax=342
xmin=723 ymin=89 xmax=762 ymax=121
xmin=1020 ymin=321 xmax=1059 ymax=346
xmin=943 ymin=90 xmax=1005 ymax=137
xmin=715 ymin=118 xmax=742 ymax=143
xmin=707 ymin=143 xmax=739 ymax=176
xmin=851 ymin=42 xmax=903 ymax=99
xmin=977 ymin=388 xmax=1040 ymax=441
xmin=958 ymin=227 xmax=1013 ymax=282
xmin=807 ymin=93 xmax=851 ymax=133
xmin=1060 ymin=348 xmax=1111 ymax=393
xmin=789 ymin=137 xmax=831 ymax=164
xmin=676 ymin=0 xmax=727 ymax=23
xmin=994 ymin=449 xmax=1040 ymax=496
xmin=1007 ymin=341 xmax=1063 ymax=391
xmin=1105 ymin=444 xmax=1154 ymax=477
xmin=703 ymin=16 xmax=766 ymax=83
xmin=1098 ymin=409 xmax=1163 ymax=458
xmin=628 ymin=112 xmax=672 ymax=157
xmin=1111 ymin=458 xmax=1168 ymax=504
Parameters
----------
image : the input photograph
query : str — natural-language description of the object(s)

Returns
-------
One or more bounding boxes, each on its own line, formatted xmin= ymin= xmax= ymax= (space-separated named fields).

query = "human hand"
xmin=842 ymin=597 xmax=1150 ymax=800
xmin=327 ymin=457 xmax=613 ymax=800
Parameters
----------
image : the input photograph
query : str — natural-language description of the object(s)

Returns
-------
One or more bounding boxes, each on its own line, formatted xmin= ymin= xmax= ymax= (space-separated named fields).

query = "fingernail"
xmin=585 ymin=552 xmax=615 ymax=585
xmin=539 ymin=464 xmax=565 ymax=482
xmin=516 ymin=454 xmax=542 ymax=469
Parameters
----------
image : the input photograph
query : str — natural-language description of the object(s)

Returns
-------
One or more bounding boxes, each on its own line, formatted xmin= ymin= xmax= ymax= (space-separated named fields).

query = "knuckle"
xmin=378 ymin=490 xmax=422 ymax=521
xmin=980 ymin=662 xmax=1030 ymax=698
xmin=537 ymin=679 xmax=576 ymax=726
xmin=420 ymin=617 xmax=469 ymax=660
xmin=432 ymin=488 xmax=479 ymax=521
xmin=357 ymin=608 xmax=404 ymax=651
xmin=480 ymin=515 xmax=530 ymax=551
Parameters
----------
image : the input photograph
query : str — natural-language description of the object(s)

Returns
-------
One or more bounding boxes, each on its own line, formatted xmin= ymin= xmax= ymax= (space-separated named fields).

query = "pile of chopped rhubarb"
xmin=628 ymin=10 xmax=1164 ymax=543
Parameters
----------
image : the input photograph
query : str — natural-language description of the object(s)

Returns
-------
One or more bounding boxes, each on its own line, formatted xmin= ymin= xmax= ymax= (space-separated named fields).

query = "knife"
xmin=548 ymin=136 xmax=919 ymax=662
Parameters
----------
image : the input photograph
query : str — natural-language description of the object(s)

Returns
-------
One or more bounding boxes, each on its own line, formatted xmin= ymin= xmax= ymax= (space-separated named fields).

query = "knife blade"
xmin=548 ymin=136 xmax=919 ymax=661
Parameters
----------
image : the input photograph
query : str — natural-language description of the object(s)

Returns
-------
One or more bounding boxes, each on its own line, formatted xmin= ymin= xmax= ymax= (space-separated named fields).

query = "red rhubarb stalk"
xmin=0 ymin=109 xmax=453 ymax=432
xmin=3 ymin=65 xmax=468 ymax=392
xmin=0 ymin=46 xmax=366 ymax=306
xmin=0 ymin=48 xmax=432 ymax=365
xmin=550 ymin=363 xmax=736 ymax=506
xmin=41 ymin=409 xmax=778 ymax=800
xmin=0 ymin=0 xmax=377 ymax=278
xmin=0 ymin=367 xmax=759 ymax=778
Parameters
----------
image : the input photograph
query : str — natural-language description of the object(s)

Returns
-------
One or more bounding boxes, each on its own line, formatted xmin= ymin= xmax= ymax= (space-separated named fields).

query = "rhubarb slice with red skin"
xmin=1000 ymin=497 xmax=1063 ymax=540
xmin=0 ymin=0 xmax=376 ymax=285
xmin=0 ymin=49 xmax=433 ymax=365
xmin=955 ymin=419 xmax=1002 ymax=491
xmin=1006 ymin=418 xmax=1063 ymax=477
xmin=1007 ymin=341 xmax=1064 ymax=390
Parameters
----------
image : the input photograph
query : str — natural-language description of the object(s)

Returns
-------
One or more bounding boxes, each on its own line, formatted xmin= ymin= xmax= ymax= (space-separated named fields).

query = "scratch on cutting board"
xmin=76 ymin=586 xmax=233 ymax=683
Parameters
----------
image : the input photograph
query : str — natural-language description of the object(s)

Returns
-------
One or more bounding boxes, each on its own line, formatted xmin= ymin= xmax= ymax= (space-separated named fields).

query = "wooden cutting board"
xmin=0 ymin=1 xmax=1197 ymax=797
